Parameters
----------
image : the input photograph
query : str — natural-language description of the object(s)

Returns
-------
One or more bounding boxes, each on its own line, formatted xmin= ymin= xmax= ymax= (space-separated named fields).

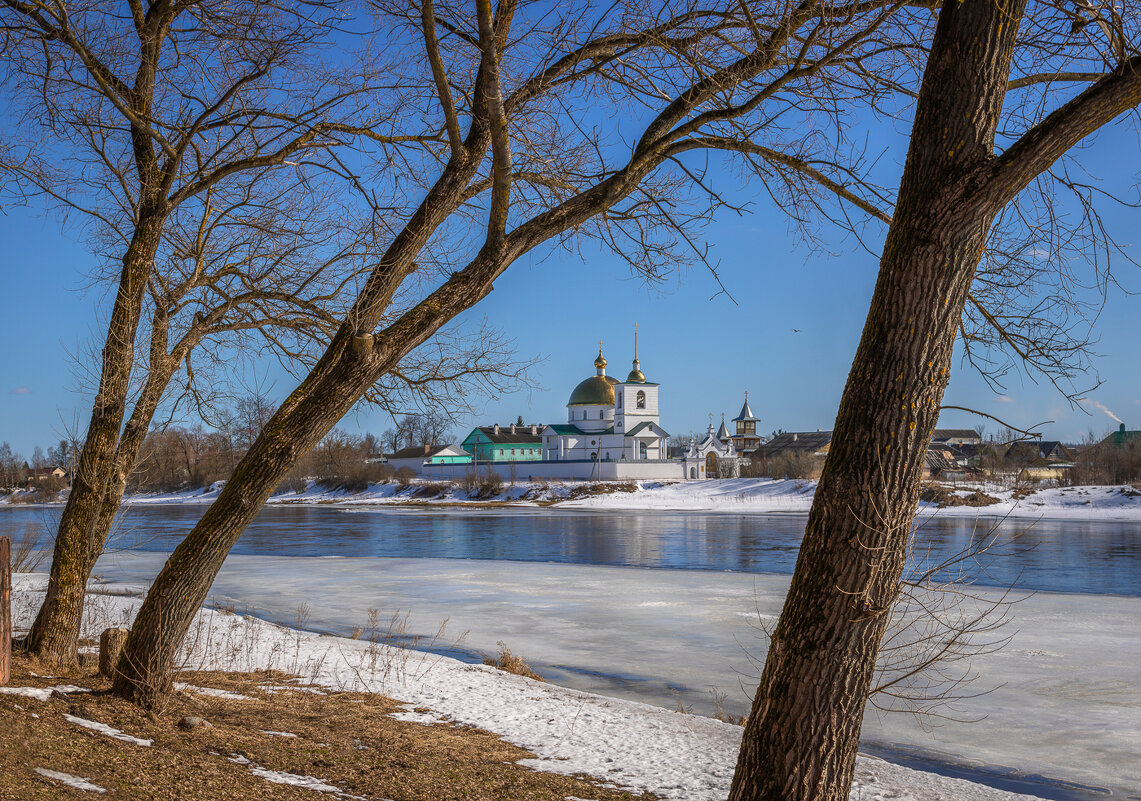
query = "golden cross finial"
xmin=709 ymin=412 xmax=713 ymax=425
xmin=633 ymin=322 xmax=639 ymax=361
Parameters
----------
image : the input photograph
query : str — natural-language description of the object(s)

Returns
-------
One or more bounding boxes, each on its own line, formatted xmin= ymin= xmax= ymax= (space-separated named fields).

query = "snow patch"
xmin=0 ymin=685 xmax=91 ymax=701
xmin=63 ymin=714 xmax=153 ymax=746
xmin=173 ymin=682 xmax=251 ymax=700
xmin=33 ymin=768 xmax=106 ymax=793
xmin=227 ymin=754 xmax=368 ymax=798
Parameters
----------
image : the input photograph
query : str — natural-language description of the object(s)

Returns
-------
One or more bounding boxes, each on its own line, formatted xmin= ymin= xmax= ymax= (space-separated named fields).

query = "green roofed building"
xmin=462 ymin=422 xmax=544 ymax=462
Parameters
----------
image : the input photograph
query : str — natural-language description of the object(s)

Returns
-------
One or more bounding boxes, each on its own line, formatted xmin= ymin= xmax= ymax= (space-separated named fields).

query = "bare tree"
xmin=0 ymin=0 xmax=402 ymax=666
xmin=111 ymin=0 xmax=939 ymax=706
xmin=729 ymin=2 xmax=1141 ymax=799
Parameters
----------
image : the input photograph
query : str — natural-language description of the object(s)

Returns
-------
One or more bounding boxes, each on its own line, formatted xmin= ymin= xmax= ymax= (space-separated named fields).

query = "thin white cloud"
xmin=994 ymin=395 xmax=1014 ymax=403
xmin=8 ymin=387 xmax=31 ymax=395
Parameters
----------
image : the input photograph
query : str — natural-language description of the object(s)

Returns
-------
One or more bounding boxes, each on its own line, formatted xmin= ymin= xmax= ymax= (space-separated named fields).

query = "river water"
xmin=5 ymin=501 xmax=1141 ymax=800
xmin=4 ymin=502 xmax=1140 ymax=596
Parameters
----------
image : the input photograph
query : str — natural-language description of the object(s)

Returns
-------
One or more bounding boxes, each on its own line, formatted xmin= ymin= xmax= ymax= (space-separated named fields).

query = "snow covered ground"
xmin=35 ymin=552 xmax=1138 ymax=801
xmin=9 ymin=571 xmax=1070 ymax=801
xmin=42 ymin=477 xmax=1139 ymax=522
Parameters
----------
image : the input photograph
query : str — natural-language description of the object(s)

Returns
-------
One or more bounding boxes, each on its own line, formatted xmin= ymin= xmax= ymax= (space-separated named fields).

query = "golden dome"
xmin=568 ymin=374 xmax=619 ymax=406
xmin=594 ymin=351 xmax=607 ymax=369
xmin=626 ymin=367 xmax=646 ymax=383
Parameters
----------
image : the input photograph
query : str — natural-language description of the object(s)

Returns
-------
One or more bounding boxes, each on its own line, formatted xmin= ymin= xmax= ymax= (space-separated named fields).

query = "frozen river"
xmin=5 ymin=502 xmax=1140 ymax=800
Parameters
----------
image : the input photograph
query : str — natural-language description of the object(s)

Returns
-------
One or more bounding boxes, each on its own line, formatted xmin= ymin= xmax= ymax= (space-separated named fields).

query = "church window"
xmin=599 ymin=410 xmax=604 ymax=419
xmin=590 ymin=451 xmax=597 ymax=461
xmin=636 ymin=390 xmax=646 ymax=409
xmin=639 ymin=442 xmax=647 ymax=459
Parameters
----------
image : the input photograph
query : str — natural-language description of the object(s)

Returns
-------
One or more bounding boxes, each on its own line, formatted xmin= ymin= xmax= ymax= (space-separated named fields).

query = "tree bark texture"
xmin=1 ymin=537 xmax=10 ymax=685
xmin=729 ymin=1 xmax=1026 ymax=798
xmin=27 ymin=218 xmax=164 ymax=667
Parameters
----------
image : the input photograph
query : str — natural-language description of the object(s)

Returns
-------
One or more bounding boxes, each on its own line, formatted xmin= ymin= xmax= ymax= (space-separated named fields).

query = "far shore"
xmin=5 ymin=476 xmax=1141 ymax=522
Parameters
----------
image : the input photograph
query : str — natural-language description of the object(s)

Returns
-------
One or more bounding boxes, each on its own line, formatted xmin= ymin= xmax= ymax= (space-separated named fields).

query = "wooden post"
xmin=99 ymin=627 xmax=129 ymax=679
xmin=1 ymin=537 xmax=10 ymax=686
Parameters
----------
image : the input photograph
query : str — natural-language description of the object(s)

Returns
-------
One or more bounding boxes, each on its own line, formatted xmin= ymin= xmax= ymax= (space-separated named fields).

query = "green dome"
xmin=568 ymin=374 xmax=619 ymax=406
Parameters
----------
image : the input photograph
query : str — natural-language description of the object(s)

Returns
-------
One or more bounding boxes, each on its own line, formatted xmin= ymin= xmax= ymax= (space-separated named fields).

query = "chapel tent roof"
xmin=732 ymin=397 xmax=758 ymax=422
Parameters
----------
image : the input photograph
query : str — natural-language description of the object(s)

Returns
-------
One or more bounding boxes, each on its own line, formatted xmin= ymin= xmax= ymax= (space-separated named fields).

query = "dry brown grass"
xmin=0 ymin=655 xmax=652 ymax=801
xmin=482 ymin=642 xmax=544 ymax=682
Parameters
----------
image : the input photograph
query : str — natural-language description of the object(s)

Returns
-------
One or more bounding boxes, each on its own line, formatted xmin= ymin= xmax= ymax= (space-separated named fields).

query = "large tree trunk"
xmin=731 ymin=0 xmax=1141 ymax=797
xmin=27 ymin=219 xmax=163 ymax=667
xmin=112 ymin=328 xmax=395 ymax=705
xmin=728 ymin=1 xmax=1029 ymax=798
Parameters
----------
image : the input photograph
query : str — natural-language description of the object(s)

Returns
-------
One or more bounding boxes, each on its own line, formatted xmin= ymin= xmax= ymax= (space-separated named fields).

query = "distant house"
xmin=387 ymin=444 xmax=472 ymax=473
xmin=923 ymin=448 xmax=959 ymax=480
xmin=1100 ymin=423 xmax=1141 ymax=449
xmin=1005 ymin=440 xmax=1075 ymax=465
xmin=758 ymin=430 xmax=833 ymax=458
xmin=462 ymin=423 xmax=544 ymax=463
xmin=930 ymin=429 xmax=982 ymax=447
xmin=24 ymin=465 xmax=68 ymax=484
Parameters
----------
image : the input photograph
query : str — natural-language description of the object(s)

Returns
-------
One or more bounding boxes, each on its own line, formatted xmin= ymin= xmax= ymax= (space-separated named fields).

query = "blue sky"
xmin=2 ymin=106 xmax=1140 ymax=459
xmin=2 ymin=148 xmax=1138 ymax=461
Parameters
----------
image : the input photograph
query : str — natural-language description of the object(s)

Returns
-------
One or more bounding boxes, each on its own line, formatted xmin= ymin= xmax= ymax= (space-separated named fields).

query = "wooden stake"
xmin=1 ymin=537 xmax=10 ymax=686
xmin=99 ymin=627 xmax=129 ymax=679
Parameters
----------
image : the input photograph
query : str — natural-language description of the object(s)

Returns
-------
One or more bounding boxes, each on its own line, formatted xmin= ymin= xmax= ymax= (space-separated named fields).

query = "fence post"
xmin=1 ymin=536 xmax=10 ymax=685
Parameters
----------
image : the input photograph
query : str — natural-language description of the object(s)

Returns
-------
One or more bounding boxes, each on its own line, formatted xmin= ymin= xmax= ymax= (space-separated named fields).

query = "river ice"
xmin=81 ymin=550 xmax=1141 ymax=800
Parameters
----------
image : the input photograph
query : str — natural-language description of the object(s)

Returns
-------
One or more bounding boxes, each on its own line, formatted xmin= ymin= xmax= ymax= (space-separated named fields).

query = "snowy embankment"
xmin=11 ymin=572 xmax=1055 ymax=801
xmin=99 ymin=477 xmax=1141 ymax=521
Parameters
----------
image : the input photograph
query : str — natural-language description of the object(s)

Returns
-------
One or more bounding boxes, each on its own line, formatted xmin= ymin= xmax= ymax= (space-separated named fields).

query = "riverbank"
xmin=68 ymin=477 xmax=1141 ymax=521
xmin=7 ymin=571 xmax=1068 ymax=801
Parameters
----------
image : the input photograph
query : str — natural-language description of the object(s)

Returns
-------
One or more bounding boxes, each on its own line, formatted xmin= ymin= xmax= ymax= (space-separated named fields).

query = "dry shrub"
xmin=415 ymin=482 xmax=449 ymax=498
xmin=394 ymin=466 xmax=417 ymax=486
xmin=762 ymin=453 xmax=825 ymax=479
xmin=476 ymin=468 xmax=503 ymax=498
xmin=483 ymin=641 xmax=543 ymax=681
xmin=919 ymin=484 xmax=1000 ymax=507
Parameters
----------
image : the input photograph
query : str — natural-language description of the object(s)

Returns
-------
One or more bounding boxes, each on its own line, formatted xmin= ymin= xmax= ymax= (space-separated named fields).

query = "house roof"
xmin=923 ymin=449 xmax=957 ymax=472
xmin=761 ymin=431 xmax=832 ymax=456
xmin=389 ymin=444 xmax=451 ymax=460
xmin=625 ymin=421 xmax=668 ymax=438
xmin=931 ymin=429 xmax=981 ymax=441
xmin=464 ymin=425 xmax=544 ymax=445
xmin=544 ymin=424 xmax=585 ymax=436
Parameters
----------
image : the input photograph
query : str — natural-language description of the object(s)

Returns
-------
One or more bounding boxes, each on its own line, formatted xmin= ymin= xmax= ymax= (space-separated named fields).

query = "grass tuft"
xmin=483 ymin=642 xmax=543 ymax=682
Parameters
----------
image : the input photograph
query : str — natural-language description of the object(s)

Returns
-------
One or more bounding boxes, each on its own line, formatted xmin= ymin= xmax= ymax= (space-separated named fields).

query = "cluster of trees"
xmin=0 ymin=439 xmax=81 ymax=489
xmin=4 ymin=1 xmax=1139 ymax=800
xmin=128 ymin=409 xmax=451 ymax=493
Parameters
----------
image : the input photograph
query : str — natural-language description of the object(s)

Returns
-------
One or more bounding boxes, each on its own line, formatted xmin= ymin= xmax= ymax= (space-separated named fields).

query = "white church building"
xmin=538 ymin=344 xmax=681 ymax=479
xmin=419 ymin=334 xmax=738 ymax=481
